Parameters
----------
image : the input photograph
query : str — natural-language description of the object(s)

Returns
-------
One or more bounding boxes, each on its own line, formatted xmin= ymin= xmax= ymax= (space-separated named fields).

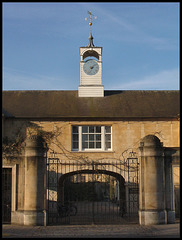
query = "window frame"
xmin=71 ymin=125 xmax=112 ymax=152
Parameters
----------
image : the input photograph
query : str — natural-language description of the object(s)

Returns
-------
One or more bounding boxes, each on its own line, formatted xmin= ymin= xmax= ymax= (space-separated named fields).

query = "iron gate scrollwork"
xmin=127 ymin=151 xmax=139 ymax=218
xmin=47 ymin=153 xmax=139 ymax=225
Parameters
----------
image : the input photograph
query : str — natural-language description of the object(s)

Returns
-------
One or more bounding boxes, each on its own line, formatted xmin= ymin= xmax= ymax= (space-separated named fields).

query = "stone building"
xmin=2 ymin=32 xmax=180 ymax=226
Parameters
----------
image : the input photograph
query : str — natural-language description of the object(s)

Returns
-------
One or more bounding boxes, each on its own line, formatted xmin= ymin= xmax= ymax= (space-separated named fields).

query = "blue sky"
xmin=3 ymin=2 xmax=179 ymax=91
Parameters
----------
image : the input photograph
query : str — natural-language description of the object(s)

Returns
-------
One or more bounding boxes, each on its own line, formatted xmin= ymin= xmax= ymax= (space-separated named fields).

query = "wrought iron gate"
xmin=47 ymin=152 xmax=139 ymax=225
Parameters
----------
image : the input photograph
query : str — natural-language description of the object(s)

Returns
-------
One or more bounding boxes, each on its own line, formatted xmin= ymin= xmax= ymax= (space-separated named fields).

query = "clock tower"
xmin=78 ymin=12 xmax=104 ymax=97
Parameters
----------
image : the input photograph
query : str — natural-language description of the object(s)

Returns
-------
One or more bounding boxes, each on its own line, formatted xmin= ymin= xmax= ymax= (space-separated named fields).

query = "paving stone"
xmin=2 ymin=223 xmax=180 ymax=238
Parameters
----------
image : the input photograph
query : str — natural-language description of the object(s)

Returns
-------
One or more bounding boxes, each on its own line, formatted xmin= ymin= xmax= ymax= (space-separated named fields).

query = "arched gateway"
xmin=9 ymin=134 xmax=176 ymax=226
xmin=47 ymin=135 xmax=176 ymax=225
xmin=47 ymin=155 xmax=139 ymax=225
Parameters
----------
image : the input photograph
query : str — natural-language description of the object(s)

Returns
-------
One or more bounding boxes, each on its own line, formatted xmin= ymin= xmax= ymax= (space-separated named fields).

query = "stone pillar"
xmin=164 ymin=148 xmax=175 ymax=223
xmin=138 ymin=135 xmax=167 ymax=225
xmin=23 ymin=135 xmax=46 ymax=225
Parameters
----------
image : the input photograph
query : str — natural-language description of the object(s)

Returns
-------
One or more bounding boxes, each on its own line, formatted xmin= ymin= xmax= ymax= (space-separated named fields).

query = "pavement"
xmin=2 ymin=223 xmax=180 ymax=238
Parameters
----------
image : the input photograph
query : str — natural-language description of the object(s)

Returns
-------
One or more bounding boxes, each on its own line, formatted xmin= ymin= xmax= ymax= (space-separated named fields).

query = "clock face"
xmin=83 ymin=59 xmax=99 ymax=75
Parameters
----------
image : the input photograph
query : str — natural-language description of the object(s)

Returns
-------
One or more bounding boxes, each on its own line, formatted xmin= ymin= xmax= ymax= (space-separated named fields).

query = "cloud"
xmin=88 ymin=4 xmax=178 ymax=50
xmin=87 ymin=4 xmax=135 ymax=32
xmin=108 ymin=68 xmax=179 ymax=90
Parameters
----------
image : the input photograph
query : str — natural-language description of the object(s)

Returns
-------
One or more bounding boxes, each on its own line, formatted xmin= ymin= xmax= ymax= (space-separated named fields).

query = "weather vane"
xmin=85 ymin=11 xmax=97 ymax=35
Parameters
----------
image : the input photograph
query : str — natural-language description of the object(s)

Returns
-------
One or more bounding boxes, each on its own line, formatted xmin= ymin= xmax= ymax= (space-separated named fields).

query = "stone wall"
xmin=2 ymin=118 xmax=180 ymax=225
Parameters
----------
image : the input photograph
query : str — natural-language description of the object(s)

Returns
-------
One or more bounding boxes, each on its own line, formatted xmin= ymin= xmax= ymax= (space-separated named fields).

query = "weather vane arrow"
xmin=85 ymin=11 xmax=97 ymax=35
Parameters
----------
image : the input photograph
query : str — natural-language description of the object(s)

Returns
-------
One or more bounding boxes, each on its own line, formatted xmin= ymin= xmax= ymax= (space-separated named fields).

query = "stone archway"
xmin=57 ymin=169 xmax=126 ymax=224
xmin=47 ymin=157 xmax=140 ymax=225
xmin=58 ymin=169 xmax=125 ymax=204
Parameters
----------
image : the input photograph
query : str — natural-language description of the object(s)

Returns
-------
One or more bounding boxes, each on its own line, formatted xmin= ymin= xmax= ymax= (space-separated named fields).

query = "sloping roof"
xmin=2 ymin=90 xmax=180 ymax=120
xmin=2 ymin=108 xmax=14 ymax=118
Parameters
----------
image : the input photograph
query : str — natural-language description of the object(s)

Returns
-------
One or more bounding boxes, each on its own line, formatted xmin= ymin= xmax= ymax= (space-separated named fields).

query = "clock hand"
xmin=90 ymin=64 xmax=97 ymax=69
xmin=93 ymin=64 xmax=98 ymax=68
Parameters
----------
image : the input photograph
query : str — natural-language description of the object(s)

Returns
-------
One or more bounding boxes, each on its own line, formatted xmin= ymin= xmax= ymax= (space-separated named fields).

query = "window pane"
xmin=105 ymin=126 xmax=111 ymax=133
xmin=89 ymin=135 xmax=94 ymax=141
xmin=96 ymin=134 xmax=101 ymax=141
xmin=96 ymin=126 xmax=101 ymax=133
xmin=105 ymin=142 xmax=111 ymax=149
xmin=73 ymin=142 xmax=78 ymax=149
xmin=89 ymin=142 xmax=94 ymax=148
xmin=82 ymin=126 xmax=88 ymax=133
xmin=82 ymin=134 xmax=88 ymax=141
xmin=89 ymin=126 xmax=94 ymax=133
xmin=105 ymin=134 xmax=111 ymax=141
xmin=72 ymin=126 xmax=78 ymax=133
xmin=82 ymin=142 xmax=88 ymax=149
xmin=73 ymin=134 xmax=78 ymax=141
xmin=96 ymin=142 xmax=101 ymax=148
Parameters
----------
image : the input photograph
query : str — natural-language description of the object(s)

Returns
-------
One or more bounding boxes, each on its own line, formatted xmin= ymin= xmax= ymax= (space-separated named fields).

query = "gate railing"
xmin=47 ymin=154 xmax=139 ymax=225
xmin=126 ymin=152 xmax=139 ymax=217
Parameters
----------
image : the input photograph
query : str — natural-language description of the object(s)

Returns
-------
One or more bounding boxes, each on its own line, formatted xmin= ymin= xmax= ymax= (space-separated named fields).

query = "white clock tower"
xmin=78 ymin=12 xmax=104 ymax=97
